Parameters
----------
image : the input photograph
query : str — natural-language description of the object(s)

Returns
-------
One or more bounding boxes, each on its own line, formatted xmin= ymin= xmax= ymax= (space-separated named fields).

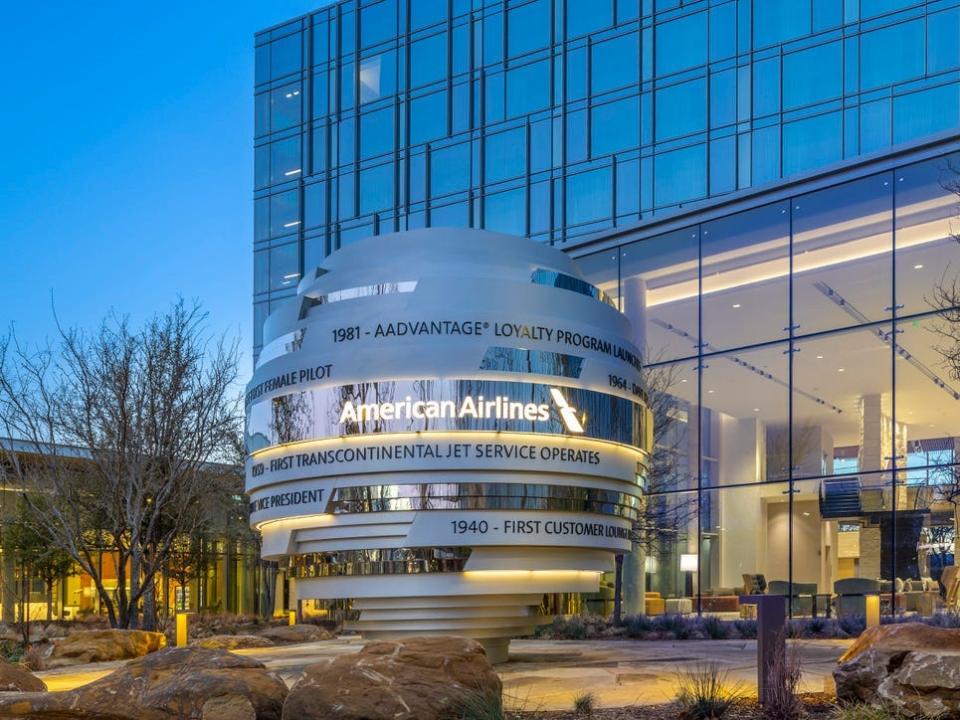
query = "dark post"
xmin=757 ymin=594 xmax=786 ymax=704
xmin=613 ymin=553 xmax=623 ymax=624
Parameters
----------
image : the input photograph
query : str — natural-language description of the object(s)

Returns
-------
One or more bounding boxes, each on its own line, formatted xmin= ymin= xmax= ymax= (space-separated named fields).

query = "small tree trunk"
xmin=142 ymin=576 xmax=156 ymax=632
xmin=613 ymin=554 xmax=624 ymax=624
xmin=46 ymin=579 xmax=53 ymax=623
xmin=129 ymin=552 xmax=141 ymax=630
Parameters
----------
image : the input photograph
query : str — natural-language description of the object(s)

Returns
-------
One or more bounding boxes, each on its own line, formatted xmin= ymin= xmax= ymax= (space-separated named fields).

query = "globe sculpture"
xmin=245 ymin=227 xmax=652 ymax=661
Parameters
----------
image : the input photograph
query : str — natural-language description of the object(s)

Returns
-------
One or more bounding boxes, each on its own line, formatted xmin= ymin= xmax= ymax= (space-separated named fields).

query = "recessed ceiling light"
xmin=803 ymin=511 xmax=811 ymax=517
xmin=732 ymin=303 xmax=741 ymax=309
xmin=914 ymin=264 xmax=924 ymax=270
xmin=681 ymin=379 xmax=687 ymax=383
xmin=707 ymin=389 xmax=715 ymax=394
xmin=816 ymin=355 xmax=824 ymax=359
xmin=753 ymin=408 xmax=760 ymax=412
xmin=837 ymin=368 xmax=845 ymax=372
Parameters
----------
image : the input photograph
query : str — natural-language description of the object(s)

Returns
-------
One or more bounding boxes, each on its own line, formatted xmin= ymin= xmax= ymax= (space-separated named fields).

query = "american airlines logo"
xmin=549 ymin=388 xmax=585 ymax=433
xmin=338 ymin=388 xmax=585 ymax=433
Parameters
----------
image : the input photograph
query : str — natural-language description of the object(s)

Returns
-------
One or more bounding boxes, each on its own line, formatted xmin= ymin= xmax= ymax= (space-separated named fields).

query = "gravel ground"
xmin=511 ymin=695 xmax=839 ymax=719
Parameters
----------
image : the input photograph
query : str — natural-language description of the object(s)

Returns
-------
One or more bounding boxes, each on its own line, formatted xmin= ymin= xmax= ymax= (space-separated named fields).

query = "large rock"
xmin=0 ymin=659 xmax=45 ymax=692
xmin=258 ymin=624 xmax=332 ymax=644
xmin=192 ymin=634 xmax=274 ymax=651
xmin=282 ymin=635 xmax=502 ymax=720
xmin=835 ymin=622 xmax=960 ymax=716
xmin=0 ymin=646 xmax=287 ymax=719
xmin=47 ymin=628 xmax=166 ymax=667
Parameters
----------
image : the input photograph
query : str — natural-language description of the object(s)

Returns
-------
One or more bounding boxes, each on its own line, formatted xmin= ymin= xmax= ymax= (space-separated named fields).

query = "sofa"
xmin=644 ymin=592 xmax=665 ymax=616
xmin=767 ymin=581 xmax=818 ymax=615
xmin=834 ymin=578 xmax=880 ymax=617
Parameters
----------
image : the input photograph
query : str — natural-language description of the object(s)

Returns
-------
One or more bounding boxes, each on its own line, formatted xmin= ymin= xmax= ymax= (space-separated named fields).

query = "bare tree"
xmin=0 ymin=300 xmax=241 ymax=630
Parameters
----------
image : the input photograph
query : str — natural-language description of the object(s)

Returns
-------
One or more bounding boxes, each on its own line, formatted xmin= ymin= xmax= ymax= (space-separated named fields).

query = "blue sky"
xmin=0 ymin=1 xmax=326 ymax=383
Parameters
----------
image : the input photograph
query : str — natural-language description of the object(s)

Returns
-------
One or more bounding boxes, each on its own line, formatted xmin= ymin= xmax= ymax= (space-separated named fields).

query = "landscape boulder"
xmin=0 ymin=659 xmax=45 ymax=692
xmin=47 ymin=628 xmax=166 ymax=667
xmin=258 ymin=624 xmax=333 ymax=644
xmin=834 ymin=622 xmax=960 ymax=717
xmin=282 ymin=635 xmax=502 ymax=720
xmin=192 ymin=634 xmax=274 ymax=651
xmin=0 ymin=646 xmax=288 ymax=719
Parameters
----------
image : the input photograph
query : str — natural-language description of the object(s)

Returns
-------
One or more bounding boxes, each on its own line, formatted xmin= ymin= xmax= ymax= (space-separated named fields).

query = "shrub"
xmin=573 ymin=691 xmax=596 ymax=716
xmin=831 ymin=702 xmax=902 ymax=719
xmin=675 ymin=662 xmax=744 ymax=720
xmin=623 ymin=614 xmax=654 ymax=638
xmin=701 ymin=615 xmax=731 ymax=640
xmin=761 ymin=638 xmax=804 ymax=720
xmin=734 ymin=619 xmax=758 ymax=639
xmin=21 ymin=643 xmax=46 ymax=672
xmin=447 ymin=689 xmax=504 ymax=720
xmin=837 ymin=615 xmax=865 ymax=638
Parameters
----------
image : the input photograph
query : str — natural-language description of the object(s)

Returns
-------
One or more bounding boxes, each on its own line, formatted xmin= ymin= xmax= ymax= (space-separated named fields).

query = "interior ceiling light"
xmin=732 ymin=303 xmax=741 ymax=308
xmin=630 ymin=195 xmax=955 ymax=308
xmin=914 ymin=264 xmax=924 ymax=269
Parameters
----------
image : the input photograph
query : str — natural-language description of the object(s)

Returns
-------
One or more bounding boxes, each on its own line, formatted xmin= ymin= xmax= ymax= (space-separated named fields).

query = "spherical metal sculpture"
xmin=245 ymin=228 xmax=652 ymax=661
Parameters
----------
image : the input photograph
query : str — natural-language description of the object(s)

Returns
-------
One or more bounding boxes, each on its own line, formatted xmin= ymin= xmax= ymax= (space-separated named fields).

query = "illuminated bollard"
xmin=176 ymin=613 xmax=189 ymax=647
xmin=865 ymin=595 xmax=880 ymax=629
xmin=289 ymin=610 xmax=297 ymax=626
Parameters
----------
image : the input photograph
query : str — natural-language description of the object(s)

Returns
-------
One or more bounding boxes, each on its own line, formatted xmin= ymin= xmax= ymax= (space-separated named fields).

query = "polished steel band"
xmin=329 ymin=482 xmax=641 ymax=519
xmin=289 ymin=547 xmax=471 ymax=578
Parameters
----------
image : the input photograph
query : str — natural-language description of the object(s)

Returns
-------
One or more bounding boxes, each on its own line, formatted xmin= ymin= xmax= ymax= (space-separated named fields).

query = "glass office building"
xmin=255 ymin=0 xmax=960 ymax=616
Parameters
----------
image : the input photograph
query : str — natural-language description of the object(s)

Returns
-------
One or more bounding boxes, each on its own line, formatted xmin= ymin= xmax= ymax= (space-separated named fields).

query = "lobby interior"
xmin=577 ymin=147 xmax=960 ymax=619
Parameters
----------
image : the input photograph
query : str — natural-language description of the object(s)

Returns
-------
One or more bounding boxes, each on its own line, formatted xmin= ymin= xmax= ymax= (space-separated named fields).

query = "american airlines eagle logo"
xmin=549 ymin=388 xmax=585 ymax=434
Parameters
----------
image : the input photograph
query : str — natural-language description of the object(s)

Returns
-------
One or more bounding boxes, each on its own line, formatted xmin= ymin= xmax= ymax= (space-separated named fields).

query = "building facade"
xmin=255 ymin=0 xmax=960 ymax=617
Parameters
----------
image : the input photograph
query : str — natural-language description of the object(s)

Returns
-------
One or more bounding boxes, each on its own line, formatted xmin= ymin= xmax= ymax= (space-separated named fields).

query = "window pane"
xmin=753 ymin=0 xmax=811 ymax=47
xmin=431 ymin=200 xmax=469 ymax=226
xmin=271 ymin=84 xmax=302 ymax=132
xmin=783 ymin=41 xmax=842 ymax=110
xmin=928 ymin=8 xmax=960 ymax=74
xmin=360 ymin=52 xmax=397 ymax=103
xmin=485 ymin=127 xmax=526 ymax=183
xmin=271 ymin=34 xmax=301 ymax=80
xmin=783 ymin=112 xmax=842 ymax=177
xmin=895 ymin=154 xmax=960 ymax=315
xmin=270 ymin=136 xmax=302 ymax=184
xmin=507 ymin=60 xmax=550 ymax=117
xmin=411 ymin=33 xmax=448 ymax=87
xmin=484 ymin=188 xmax=527 ymax=235
xmin=710 ymin=70 xmax=736 ymax=127
xmin=360 ymin=107 xmax=394 ymax=159
xmin=591 ymin=95 xmax=639 ymax=156
xmin=567 ymin=0 xmax=613 ymax=38
xmin=361 ymin=0 xmax=396 ymax=47
xmin=431 ymin=143 xmax=471 ymax=197
xmin=255 ymin=145 xmax=269 ymax=190
xmin=701 ymin=201 xmax=790 ymax=350
xmin=654 ymin=144 xmax=706 ymax=207
xmin=254 ymin=249 xmax=269 ymax=294
xmin=508 ymin=0 xmax=550 ymax=57
xmin=792 ymin=172 xmax=893 ymax=335
xmin=566 ymin=167 xmax=612 ymax=226
xmin=270 ymin=243 xmax=300 ymax=290
xmin=894 ymin=314 xmax=960 ymax=464
xmin=701 ymin=483 xmax=789 ymax=609
xmin=592 ymin=34 xmax=639 ymax=95
xmin=616 ymin=157 xmax=640 ymax=216
xmin=644 ymin=489 xmax=696 ymax=602
xmin=567 ymin=47 xmax=587 ymax=102
xmin=359 ymin=164 xmax=394 ymax=213
xmin=861 ymin=19 xmax=925 ymax=91
xmin=410 ymin=91 xmax=448 ymax=144
xmin=655 ymin=79 xmax=706 ymax=141
xmin=893 ymin=84 xmax=960 ymax=147
xmin=270 ymin=190 xmax=300 ymax=236
xmin=702 ymin=343 xmax=790 ymax=485
xmin=793 ymin=326 xmax=893 ymax=478
xmin=304 ymin=182 xmax=327 ymax=228
xmin=656 ymin=13 xmax=706 ymax=76
xmin=621 ymin=227 xmax=699 ymax=362
xmin=410 ymin=0 xmax=447 ymax=30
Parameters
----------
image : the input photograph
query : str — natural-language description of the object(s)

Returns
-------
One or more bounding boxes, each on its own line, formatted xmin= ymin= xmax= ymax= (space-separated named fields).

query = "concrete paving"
xmin=34 ymin=636 xmax=850 ymax=711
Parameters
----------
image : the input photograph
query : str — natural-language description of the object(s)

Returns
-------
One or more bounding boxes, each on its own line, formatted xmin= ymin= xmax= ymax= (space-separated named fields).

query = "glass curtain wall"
xmin=254 ymin=0 xmax=960 ymax=357
xmin=593 ymin=151 xmax=960 ymax=617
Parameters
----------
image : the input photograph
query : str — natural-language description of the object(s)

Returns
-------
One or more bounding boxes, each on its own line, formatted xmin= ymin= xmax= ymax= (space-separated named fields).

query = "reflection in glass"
xmin=701 ymin=343 xmax=789 ymax=485
xmin=701 ymin=201 xmax=789 ymax=350
xmin=793 ymin=172 xmax=892 ymax=335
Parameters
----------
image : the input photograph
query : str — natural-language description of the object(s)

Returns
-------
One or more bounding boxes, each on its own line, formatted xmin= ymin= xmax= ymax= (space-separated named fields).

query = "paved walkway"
xmin=35 ymin=636 xmax=850 ymax=711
